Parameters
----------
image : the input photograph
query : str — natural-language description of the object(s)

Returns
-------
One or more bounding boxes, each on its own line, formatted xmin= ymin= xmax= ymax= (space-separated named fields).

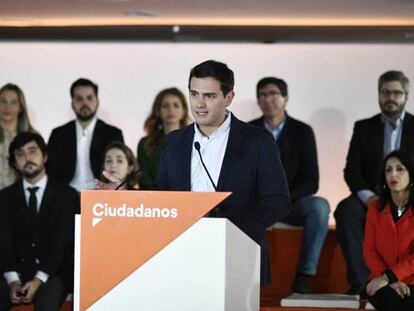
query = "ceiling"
xmin=1 ymin=0 xmax=414 ymax=43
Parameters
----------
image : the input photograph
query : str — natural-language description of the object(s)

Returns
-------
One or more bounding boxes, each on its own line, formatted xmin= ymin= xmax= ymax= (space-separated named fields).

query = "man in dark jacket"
xmin=249 ymin=77 xmax=330 ymax=293
xmin=0 ymin=132 xmax=79 ymax=311
xmin=334 ymin=70 xmax=414 ymax=296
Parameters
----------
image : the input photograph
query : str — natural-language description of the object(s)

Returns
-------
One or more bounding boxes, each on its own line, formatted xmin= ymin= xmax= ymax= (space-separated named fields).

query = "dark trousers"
xmin=334 ymin=195 xmax=370 ymax=285
xmin=0 ymin=276 xmax=67 ymax=311
xmin=369 ymin=285 xmax=414 ymax=311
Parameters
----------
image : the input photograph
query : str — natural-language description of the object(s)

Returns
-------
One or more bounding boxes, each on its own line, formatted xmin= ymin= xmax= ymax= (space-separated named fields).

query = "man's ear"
xmin=225 ymin=91 xmax=235 ymax=107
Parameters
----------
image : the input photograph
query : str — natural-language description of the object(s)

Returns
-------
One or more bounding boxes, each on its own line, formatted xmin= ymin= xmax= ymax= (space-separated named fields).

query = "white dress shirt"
xmin=70 ymin=117 xmax=97 ymax=191
xmin=4 ymin=175 xmax=49 ymax=285
xmin=191 ymin=111 xmax=231 ymax=192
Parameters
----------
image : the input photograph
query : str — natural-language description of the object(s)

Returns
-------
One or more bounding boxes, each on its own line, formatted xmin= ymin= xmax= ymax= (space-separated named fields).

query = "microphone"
xmin=194 ymin=142 xmax=217 ymax=191
xmin=194 ymin=141 xmax=220 ymax=217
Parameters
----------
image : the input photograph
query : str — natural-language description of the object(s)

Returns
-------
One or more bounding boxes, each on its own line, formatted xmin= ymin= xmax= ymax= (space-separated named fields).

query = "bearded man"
xmin=0 ymin=132 xmax=79 ymax=311
xmin=48 ymin=78 xmax=123 ymax=191
xmin=334 ymin=70 xmax=414 ymax=297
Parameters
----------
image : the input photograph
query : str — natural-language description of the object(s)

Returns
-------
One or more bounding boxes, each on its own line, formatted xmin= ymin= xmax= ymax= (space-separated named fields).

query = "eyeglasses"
xmin=380 ymin=89 xmax=406 ymax=98
xmin=258 ymin=91 xmax=283 ymax=100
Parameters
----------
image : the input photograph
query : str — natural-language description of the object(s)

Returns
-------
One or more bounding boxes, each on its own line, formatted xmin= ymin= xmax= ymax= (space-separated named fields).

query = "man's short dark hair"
xmin=8 ymin=132 xmax=47 ymax=168
xmin=70 ymin=78 xmax=99 ymax=99
xmin=256 ymin=77 xmax=288 ymax=98
xmin=378 ymin=70 xmax=410 ymax=93
xmin=188 ymin=60 xmax=234 ymax=96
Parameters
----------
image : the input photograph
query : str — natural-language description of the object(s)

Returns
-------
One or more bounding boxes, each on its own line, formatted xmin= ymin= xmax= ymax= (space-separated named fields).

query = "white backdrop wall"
xmin=1 ymin=42 xmax=414 ymax=224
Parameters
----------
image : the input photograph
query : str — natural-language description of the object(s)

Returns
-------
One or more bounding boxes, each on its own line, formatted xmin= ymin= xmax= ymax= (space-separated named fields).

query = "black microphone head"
xmin=194 ymin=141 xmax=201 ymax=151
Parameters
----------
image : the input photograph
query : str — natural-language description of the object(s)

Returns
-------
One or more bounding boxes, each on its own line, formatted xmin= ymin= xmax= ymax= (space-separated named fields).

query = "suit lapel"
xmin=15 ymin=181 xmax=31 ymax=229
xmin=90 ymin=119 xmax=103 ymax=166
xmin=401 ymin=113 xmax=414 ymax=150
xmin=180 ymin=126 xmax=194 ymax=190
xmin=372 ymin=115 xmax=384 ymax=161
xmin=67 ymin=121 xmax=77 ymax=174
xmin=37 ymin=180 xmax=54 ymax=226
xmin=217 ymin=115 xmax=244 ymax=190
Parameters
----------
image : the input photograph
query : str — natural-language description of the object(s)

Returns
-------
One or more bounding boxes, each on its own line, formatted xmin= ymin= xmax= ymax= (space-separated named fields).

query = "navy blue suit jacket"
xmin=47 ymin=119 xmax=124 ymax=184
xmin=249 ymin=115 xmax=319 ymax=203
xmin=155 ymin=114 xmax=290 ymax=285
xmin=0 ymin=178 xmax=79 ymax=290
xmin=344 ymin=112 xmax=414 ymax=195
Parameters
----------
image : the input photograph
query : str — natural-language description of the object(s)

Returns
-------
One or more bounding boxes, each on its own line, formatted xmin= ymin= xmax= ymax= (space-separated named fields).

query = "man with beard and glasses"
xmin=48 ymin=78 xmax=123 ymax=191
xmin=334 ymin=70 xmax=414 ymax=297
xmin=0 ymin=132 xmax=79 ymax=311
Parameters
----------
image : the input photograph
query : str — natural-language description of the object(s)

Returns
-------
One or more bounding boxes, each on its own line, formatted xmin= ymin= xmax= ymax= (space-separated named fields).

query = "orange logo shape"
xmin=80 ymin=190 xmax=230 ymax=310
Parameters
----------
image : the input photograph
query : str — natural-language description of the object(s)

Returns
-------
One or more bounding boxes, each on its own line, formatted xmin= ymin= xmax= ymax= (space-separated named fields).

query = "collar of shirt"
xmin=263 ymin=116 xmax=286 ymax=141
xmin=23 ymin=174 xmax=48 ymax=211
xmin=194 ymin=110 xmax=231 ymax=140
xmin=75 ymin=117 xmax=97 ymax=139
xmin=191 ymin=110 xmax=231 ymax=192
xmin=382 ymin=110 xmax=405 ymax=128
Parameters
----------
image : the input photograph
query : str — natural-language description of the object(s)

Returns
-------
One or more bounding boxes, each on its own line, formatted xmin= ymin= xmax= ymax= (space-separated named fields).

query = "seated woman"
xmin=0 ymin=83 xmax=37 ymax=189
xmin=364 ymin=150 xmax=414 ymax=311
xmin=137 ymin=87 xmax=189 ymax=189
xmin=96 ymin=141 xmax=139 ymax=190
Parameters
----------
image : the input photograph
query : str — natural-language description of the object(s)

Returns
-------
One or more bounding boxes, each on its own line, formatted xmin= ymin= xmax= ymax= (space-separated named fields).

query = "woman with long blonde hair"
xmin=0 ymin=83 xmax=37 ymax=189
xmin=137 ymin=87 xmax=189 ymax=189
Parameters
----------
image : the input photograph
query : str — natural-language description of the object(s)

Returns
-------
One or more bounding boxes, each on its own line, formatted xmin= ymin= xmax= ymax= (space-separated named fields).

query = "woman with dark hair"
xmin=364 ymin=150 xmax=414 ymax=310
xmin=97 ymin=141 xmax=139 ymax=190
xmin=0 ymin=83 xmax=37 ymax=189
xmin=137 ymin=87 xmax=189 ymax=189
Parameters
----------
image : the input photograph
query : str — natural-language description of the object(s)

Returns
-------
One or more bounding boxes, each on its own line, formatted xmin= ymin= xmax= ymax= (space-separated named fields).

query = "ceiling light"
xmin=125 ymin=11 xmax=155 ymax=17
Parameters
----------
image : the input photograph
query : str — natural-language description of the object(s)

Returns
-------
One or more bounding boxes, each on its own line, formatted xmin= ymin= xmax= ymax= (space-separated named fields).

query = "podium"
xmin=74 ymin=191 xmax=260 ymax=311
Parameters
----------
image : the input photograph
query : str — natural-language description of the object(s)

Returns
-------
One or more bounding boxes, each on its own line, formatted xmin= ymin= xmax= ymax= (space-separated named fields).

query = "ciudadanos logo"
xmin=92 ymin=203 xmax=178 ymax=227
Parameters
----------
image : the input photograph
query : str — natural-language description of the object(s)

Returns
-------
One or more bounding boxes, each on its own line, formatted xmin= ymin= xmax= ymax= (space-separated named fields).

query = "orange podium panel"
xmin=77 ymin=190 xmax=230 ymax=311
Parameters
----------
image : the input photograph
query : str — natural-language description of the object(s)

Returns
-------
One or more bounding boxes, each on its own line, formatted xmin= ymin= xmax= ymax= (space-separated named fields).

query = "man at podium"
xmin=155 ymin=60 xmax=290 ymax=286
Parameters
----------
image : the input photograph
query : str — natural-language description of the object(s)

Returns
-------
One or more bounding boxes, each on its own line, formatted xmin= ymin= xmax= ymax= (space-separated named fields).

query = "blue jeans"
xmin=283 ymin=196 xmax=330 ymax=275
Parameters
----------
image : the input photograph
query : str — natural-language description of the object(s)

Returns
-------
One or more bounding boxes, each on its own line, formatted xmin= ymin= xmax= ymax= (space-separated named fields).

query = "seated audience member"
xmin=334 ymin=70 xmax=414 ymax=296
xmin=137 ymin=87 xmax=189 ymax=189
xmin=96 ymin=141 xmax=139 ymax=190
xmin=364 ymin=150 xmax=414 ymax=311
xmin=0 ymin=84 xmax=37 ymax=189
xmin=48 ymin=78 xmax=124 ymax=192
xmin=249 ymin=77 xmax=330 ymax=293
xmin=0 ymin=132 xmax=79 ymax=311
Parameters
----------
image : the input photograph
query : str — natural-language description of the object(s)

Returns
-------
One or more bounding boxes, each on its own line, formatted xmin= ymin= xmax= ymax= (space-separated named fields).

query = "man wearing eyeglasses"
xmin=249 ymin=77 xmax=330 ymax=294
xmin=334 ymin=70 xmax=414 ymax=297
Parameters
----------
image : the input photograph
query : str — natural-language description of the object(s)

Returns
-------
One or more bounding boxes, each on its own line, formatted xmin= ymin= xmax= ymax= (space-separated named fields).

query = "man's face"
xmin=257 ymin=83 xmax=288 ymax=119
xmin=379 ymin=81 xmax=408 ymax=119
xmin=14 ymin=141 xmax=47 ymax=179
xmin=71 ymin=86 xmax=99 ymax=122
xmin=189 ymin=77 xmax=234 ymax=133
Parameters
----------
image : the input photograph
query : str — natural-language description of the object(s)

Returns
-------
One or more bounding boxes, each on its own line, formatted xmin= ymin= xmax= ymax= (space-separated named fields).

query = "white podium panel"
xmin=75 ymin=217 xmax=260 ymax=311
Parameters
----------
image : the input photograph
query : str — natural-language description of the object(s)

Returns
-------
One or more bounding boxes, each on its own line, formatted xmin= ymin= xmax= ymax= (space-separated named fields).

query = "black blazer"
xmin=249 ymin=115 xmax=319 ymax=203
xmin=344 ymin=112 xmax=414 ymax=194
xmin=155 ymin=114 xmax=290 ymax=285
xmin=47 ymin=119 xmax=124 ymax=184
xmin=0 ymin=178 xmax=79 ymax=290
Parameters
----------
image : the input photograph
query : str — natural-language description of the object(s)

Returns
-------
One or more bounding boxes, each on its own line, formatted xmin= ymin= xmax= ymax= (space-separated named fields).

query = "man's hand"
xmin=366 ymin=275 xmax=388 ymax=296
xmin=390 ymin=281 xmax=411 ymax=298
xmin=95 ymin=171 xmax=123 ymax=190
xmin=9 ymin=281 xmax=24 ymax=304
xmin=21 ymin=278 xmax=42 ymax=304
